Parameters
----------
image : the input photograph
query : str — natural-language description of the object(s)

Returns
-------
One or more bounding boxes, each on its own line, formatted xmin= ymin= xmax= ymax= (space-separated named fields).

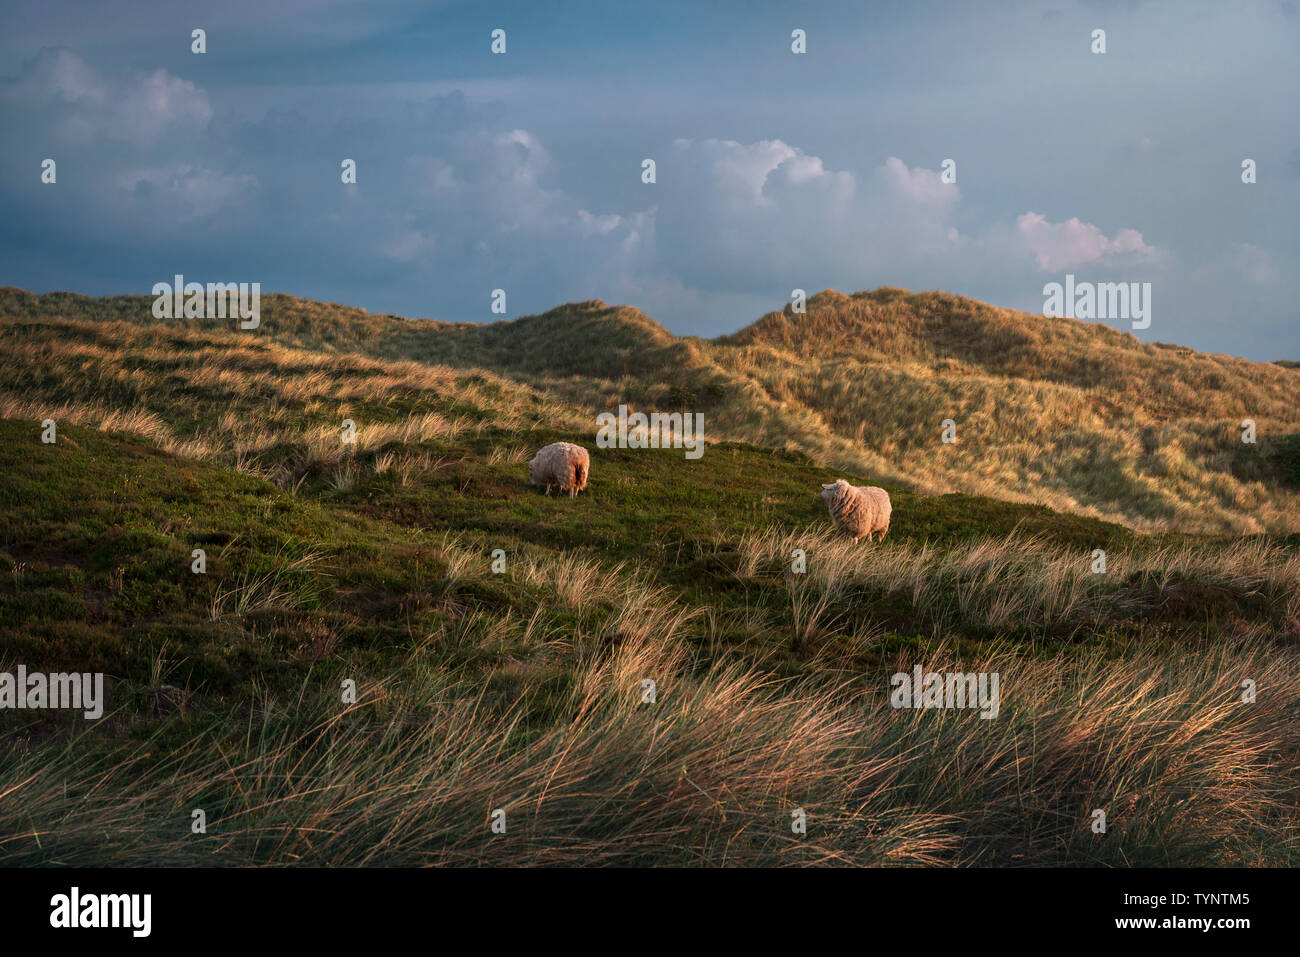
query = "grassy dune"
xmin=6 ymin=285 xmax=1296 ymax=533
xmin=1 ymin=288 xmax=1298 ymax=866
xmin=713 ymin=289 xmax=1300 ymax=533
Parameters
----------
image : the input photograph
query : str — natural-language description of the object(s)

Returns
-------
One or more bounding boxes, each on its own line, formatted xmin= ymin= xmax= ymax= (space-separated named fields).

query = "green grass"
xmin=3 ymin=415 xmax=1298 ymax=866
xmin=0 ymin=415 xmax=1137 ymax=690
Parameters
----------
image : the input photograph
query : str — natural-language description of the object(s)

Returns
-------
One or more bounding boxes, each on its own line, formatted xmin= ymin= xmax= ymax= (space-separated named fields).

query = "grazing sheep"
xmin=820 ymin=479 xmax=891 ymax=542
xmin=529 ymin=442 xmax=590 ymax=497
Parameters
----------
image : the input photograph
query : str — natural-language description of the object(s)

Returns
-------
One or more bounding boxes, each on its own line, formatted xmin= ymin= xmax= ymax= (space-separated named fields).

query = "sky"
xmin=0 ymin=0 xmax=1296 ymax=358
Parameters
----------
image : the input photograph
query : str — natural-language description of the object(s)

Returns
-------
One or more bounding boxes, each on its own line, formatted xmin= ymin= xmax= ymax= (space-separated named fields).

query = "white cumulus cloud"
xmin=1013 ymin=212 xmax=1169 ymax=271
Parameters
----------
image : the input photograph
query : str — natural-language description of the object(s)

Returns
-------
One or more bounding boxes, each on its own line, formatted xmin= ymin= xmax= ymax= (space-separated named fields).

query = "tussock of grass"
xmin=209 ymin=548 xmax=329 ymax=621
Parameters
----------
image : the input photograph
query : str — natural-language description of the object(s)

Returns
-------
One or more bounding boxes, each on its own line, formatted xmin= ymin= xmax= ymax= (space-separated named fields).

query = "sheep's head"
xmin=820 ymin=479 xmax=849 ymax=504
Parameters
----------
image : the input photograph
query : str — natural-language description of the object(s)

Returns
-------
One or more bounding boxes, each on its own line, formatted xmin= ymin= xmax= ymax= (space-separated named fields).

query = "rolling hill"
xmin=4 ymin=285 xmax=1295 ymax=534
xmin=2 ymin=284 xmax=1298 ymax=867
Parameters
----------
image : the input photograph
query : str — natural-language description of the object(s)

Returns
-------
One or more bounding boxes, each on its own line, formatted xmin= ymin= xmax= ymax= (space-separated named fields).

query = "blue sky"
xmin=1 ymin=0 xmax=1296 ymax=358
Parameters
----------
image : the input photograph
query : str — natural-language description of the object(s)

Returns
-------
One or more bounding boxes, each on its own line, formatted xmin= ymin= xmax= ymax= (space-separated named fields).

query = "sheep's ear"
xmin=820 ymin=483 xmax=835 ymax=489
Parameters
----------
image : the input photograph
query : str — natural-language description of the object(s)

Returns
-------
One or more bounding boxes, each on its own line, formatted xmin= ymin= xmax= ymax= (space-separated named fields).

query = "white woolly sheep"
xmin=820 ymin=479 xmax=891 ymax=542
xmin=529 ymin=442 xmax=590 ymax=497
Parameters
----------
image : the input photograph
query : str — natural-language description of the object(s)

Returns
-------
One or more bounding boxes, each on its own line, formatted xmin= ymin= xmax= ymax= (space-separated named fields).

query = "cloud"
xmin=589 ymin=139 xmax=1176 ymax=331
xmin=577 ymin=210 xmax=623 ymax=236
xmin=0 ymin=49 xmax=1176 ymax=331
xmin=115 ymin=69 xmax=212 ymax=142
xmin=691 ymin=138 xmax=851 ymax=210
xmin=1011 ymin=212 xmax=1169 ymax=271
xmin=636 ymin=142 xmax=961 ymax=291
xmin=8 ymin=47 xmax=104 ymax=104
xmin=365 ymin=127 xmax=648 ymax=306
xmin=686 ymin=137 xmax=855 ymax=211
xmin=384 ymin=229 xmax=437 ymax=267
xmin=0 ymin=44 xmax=1274 ymax=354
xmin=2 ymin=49 xmax=210 ymax=145
xmin=115 ymin=165 xmax=258 ymax=219
xmin=880 ymin=155 xmax=957 ymax=208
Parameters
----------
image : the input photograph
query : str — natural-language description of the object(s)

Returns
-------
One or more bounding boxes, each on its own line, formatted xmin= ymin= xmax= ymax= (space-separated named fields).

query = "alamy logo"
xmin=151 ymin=274 xmax=260 ymax=329
xmin=596 ymin=404 xmax=705 ymax=459
xmin=0 ymin=666 xmax=104 ymax=719
xmin=1042 ymin=274 xmax=1150 ymax=330
xmin=890 ymin=665 xmax=1000 ymax=719
xmin=50 ymin=887 xmax=151 ymax=937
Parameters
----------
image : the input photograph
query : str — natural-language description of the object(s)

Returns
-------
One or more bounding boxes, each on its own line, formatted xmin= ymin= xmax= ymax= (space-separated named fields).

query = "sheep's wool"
xmin=820 ymin=479 xmax=891 ymax=542
xmin=529 ymin=442 xmax=591 ymax=497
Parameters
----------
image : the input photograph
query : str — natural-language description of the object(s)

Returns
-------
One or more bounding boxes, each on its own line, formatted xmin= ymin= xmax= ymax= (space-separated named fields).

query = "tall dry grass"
xmin=0 ymin=317 xmax=586 ymax=492
xmin=739 ymin=526 xmax=1300 ymax=637
xmin=3 ymin=626 xmax=1295 ymax=866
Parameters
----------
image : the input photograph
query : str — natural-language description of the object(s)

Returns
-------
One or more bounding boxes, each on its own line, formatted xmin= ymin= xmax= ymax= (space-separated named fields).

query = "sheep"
xmin=528 ymin=442 xmax=590 ymax=497
xmin=820 ymin=479 xmax=891 ymax=542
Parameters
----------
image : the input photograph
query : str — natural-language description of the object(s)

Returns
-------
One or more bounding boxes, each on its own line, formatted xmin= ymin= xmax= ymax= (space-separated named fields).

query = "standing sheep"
xmin=820 ymin=479 xmax=891 ymax=542
xmin=529 ymin=442 xmax=590 ymax=497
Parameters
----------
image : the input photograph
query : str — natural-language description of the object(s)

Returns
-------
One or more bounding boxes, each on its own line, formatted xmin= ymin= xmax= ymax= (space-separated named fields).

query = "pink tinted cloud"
xmin=1016 ymin=211 xmax=1167 ymax=271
